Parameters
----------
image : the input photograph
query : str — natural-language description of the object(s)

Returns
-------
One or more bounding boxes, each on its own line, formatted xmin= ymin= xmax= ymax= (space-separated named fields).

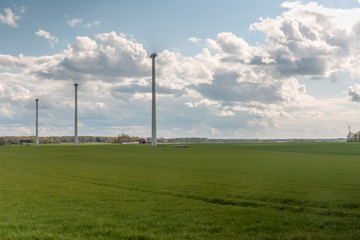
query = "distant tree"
xmin=348 ymin=131 xmax=360 ymax=142
xmin=112 ymin=133 xmax=142 ymax=143
xmin=354 ymin=132 xmax=360 ymax=142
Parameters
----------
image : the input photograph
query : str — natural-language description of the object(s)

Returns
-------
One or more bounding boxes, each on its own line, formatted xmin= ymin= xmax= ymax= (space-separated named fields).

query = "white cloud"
xmin=84 ymin=20 xmax=100 ymax=28
xmin=213 ymin=32 xmax=274 ymax=64
xmin=54 ymin=32 xmax=149 ymax=80
xmin=250 ymin=2 xmax=360 ymax=78
xmin=0 ymin=8 xmax=20 ymax=27
xmin=67 ymin=18 xmax=83 ymax=27
xmin=21 ymin=6 xmax=27 ymax=13
xmin=185 ymin=99 xmax=221 ymax=108
xmin=188 ymin=37 xmax=201 ymax=43
xmin=348 ymin=84 xmax=360 ymax=102
xmin=67 ymin=18 xmax=100 ymax=28
xmin=217 ymin=110 xmax=235 ymax=117
xmin=155 ymin=48 xmax=216 ymax=91
xmin=35 ymin=29 xmax=59 ymax=48
xmin=0 ymin=83 xmax=33 ymax=119
xmin=0 ymin=83 xmax=32 ymax=102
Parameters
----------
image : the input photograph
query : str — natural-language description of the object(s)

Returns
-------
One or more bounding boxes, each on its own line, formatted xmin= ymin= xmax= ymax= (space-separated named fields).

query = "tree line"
xmin=0 ymin=134 xmax=148 ymax=146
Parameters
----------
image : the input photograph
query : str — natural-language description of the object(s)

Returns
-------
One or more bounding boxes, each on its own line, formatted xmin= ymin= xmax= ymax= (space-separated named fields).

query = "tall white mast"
xmin=150 ymin=53 xmax=157 ymax=146
xmin=74 ymin=83 xmax=78 ymax=146
xmin=35 ymin=99 xmax=39 ymax=146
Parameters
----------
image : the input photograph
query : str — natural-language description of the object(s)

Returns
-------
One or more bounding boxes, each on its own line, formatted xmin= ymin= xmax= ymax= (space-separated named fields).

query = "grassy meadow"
xmin=0 ymin=142 xmax=360 ymax=239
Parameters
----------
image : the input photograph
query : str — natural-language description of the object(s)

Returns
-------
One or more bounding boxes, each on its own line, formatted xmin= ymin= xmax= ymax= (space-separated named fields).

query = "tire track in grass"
xmin=1 ymin=163 xmax=358 ymax=220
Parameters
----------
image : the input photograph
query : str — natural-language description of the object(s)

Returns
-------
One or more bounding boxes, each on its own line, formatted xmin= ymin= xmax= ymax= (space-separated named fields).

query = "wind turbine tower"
xmin=150 ymin=53 xmax=157 ymax=146
xmin=74 ymin=83 xmax=78 ymax=146
xmin=35 ymin=99 xmax=39 ymax=146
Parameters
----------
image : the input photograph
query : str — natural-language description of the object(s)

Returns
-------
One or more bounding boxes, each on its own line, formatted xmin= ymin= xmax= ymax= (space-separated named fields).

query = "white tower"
xmin=150 ymin=53 xmax=157 ymax=146
xmin=74 ymin=83 xmax=78 ymax=146
xmin=35 ymin=99 xmax=39 ymax=146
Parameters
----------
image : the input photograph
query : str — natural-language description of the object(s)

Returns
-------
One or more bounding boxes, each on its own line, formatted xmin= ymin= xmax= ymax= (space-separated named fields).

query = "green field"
xmin=0 ymin=143 xmax=360 ymax=239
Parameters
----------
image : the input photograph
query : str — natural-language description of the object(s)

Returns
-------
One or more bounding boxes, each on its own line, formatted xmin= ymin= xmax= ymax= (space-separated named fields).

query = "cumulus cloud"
xmin=250 ymin=2 xmax=360 ymax=78
xmin=217 ymin=110 xmax=235 ymax=117
xmin=0 ymin=8 xmax=20 ymax=27
xmin=67 ymin=18 xmax=100 ymax=28
xmin=185 ymin=99 xmax=221 ymax=109
xmin=84 ymin=20 xmax=100 ymax=28
xmin=154 ymin=48 xmax=219 ymax=94
xmin=0 ymin=83 xmax=33 ymax=119
xmin=211 ymin=32 xmax=274 ymax=64
xmin=198 ymin=72 xmax=283 ymax=103
xmin=35 ymin=29 xmax=58 ymax=48
xmin=188 ymin=37 xmax=201 ymax=43
xmin=0 ymin=83 xmax=32 ymax=102
xmin=348 ymin=84 xmax=360 ymax=102
xmin=67 ymin=18 xmax=83 ymax=27
xmin=31 ymin=31 xmax=214 ymax=94
xmin=59 ymin=32 xmax=149 ymax=79
xmin=0 ymin=32 xmax=152 ymax=83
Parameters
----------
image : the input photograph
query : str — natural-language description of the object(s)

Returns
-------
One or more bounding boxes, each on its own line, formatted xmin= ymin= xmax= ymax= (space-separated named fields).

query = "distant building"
xmin=138 ymin=139 xmax=148 ymax=144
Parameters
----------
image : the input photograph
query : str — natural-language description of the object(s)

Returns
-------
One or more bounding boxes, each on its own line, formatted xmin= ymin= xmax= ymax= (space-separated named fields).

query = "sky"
xmin=1 ymin=0 xmax=360 ymax=139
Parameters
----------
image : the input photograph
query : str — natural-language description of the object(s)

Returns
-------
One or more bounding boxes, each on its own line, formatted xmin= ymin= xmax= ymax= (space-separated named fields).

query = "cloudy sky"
xmin=1 ymin=0 xmax=360 ymax=139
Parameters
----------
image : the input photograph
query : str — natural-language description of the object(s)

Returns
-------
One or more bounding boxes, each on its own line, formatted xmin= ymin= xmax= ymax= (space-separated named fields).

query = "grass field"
xmin=0 ymin=142 xmax=360 ymax=239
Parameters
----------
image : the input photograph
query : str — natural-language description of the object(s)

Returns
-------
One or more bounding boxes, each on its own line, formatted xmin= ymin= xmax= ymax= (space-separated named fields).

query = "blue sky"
xmin=1 ymin=0 xmax=360 ymax=138
xmin=0 ymin=0 xmax=285 ymax=56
